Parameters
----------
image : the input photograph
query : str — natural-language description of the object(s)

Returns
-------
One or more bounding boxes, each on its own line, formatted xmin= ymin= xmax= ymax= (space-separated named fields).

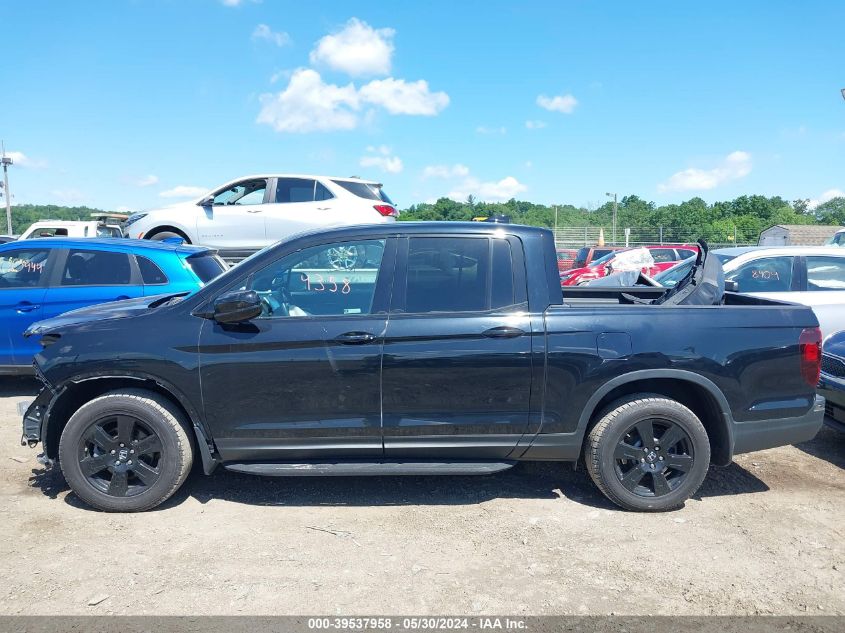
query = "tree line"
xmin=5 ymin=195 xmax=845 ymax=243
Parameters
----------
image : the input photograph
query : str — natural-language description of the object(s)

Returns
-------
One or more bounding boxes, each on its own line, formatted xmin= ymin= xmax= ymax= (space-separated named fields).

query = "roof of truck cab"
xmin=283 ymin=221 xmax=553 ymax=241
xmin=3 ymin=237 xmax=212 ymax=255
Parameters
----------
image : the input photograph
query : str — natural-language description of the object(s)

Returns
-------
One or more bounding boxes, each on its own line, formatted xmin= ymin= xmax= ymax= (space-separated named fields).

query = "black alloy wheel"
xmin=613 ymin=417 xmax=694 ymax=497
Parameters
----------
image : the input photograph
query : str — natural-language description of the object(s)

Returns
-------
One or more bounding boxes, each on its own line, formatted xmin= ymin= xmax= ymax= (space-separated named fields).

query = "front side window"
xmin=246 ymin=239 xmax=386 ymax=317
xmin=212 ymin=179 xmax=268 ymax=206
xmin=0 ymin=249 xmax=50 ymax=288
xmin=725 ymin=256 xmax=793 ymax=293
xmin=275 ymin=178 xmax=318 ymax=204
xmin=676 ymin=248 xmax=697 ymax=260
xmin=404 ymin=237 xmax=518 ymax=313
xmin=62 ymin=249 xmax=132 ymax=286
xmin=650 ymin=248 xmax=677 ymax=263
xmin=806 ymin=256 xmax=845 ymax=291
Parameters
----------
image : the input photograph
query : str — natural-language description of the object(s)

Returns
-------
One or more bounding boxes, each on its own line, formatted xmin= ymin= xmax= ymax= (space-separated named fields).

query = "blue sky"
xmin=2 ymin=0 xmax=844 ymax=212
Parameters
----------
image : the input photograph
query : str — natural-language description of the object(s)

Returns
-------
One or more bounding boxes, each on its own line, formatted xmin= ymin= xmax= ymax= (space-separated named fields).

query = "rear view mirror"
xmin=213 ymin=290 xmax=262 ymax=324
xmin=198 ymin=196 xmax=214 ymax=207
xmin=725 ymin=280 xmax=739 ymax=292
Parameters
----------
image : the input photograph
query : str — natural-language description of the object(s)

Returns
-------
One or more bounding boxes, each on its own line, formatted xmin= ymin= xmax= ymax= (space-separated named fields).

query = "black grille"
xmin=821 ymin=354 xmax=845 ymax=378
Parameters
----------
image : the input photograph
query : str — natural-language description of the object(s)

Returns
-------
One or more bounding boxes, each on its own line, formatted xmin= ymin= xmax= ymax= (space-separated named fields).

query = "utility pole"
xmin=1 ymin=142 xmax=12 ymax=236
xmin=606 ymin=192 xmax=618 ymax=244
xmin=553 ymin=205 xmax=559 ymax=245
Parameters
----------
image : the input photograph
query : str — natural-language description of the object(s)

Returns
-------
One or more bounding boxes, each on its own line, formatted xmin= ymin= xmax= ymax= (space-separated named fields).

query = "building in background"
xmin=758 ymin=224 xmax=841 ymax=246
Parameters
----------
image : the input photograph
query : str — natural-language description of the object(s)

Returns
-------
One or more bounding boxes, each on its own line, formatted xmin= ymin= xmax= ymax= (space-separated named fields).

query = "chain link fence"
xmin=552 ymin=226 xmax=756 ymax=250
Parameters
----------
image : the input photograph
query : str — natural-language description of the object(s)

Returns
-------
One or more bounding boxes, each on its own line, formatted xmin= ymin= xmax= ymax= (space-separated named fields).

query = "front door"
xmin=0 ymin=247 xmax=53 ymax=367
xmin=196 ymin=178 xmax=269 ymax=253
xmin=382 ymin=234 xmax=533 ymax=459
xmin=198 ymin=237 xmax=394 ymax=462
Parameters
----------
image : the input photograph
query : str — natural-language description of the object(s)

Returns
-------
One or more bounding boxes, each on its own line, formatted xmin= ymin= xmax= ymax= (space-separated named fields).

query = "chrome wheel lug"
xmin=127 ymin=460 xmax=133 ymax=465
xmin=659 ymin=456 xmax=664 ymax=461
xmin=650 ymin=464 xmax=656 ymax=470
xmin=110 ymin=450 xmax=116 ymax=455
xmin=119 ymin=443 xmax=125 ymax=448
xmin=640 ymin=458 xmax=645 ymax=463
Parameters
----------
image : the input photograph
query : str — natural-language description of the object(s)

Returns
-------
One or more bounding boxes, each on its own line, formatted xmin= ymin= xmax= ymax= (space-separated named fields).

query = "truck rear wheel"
xmin=58 ymin=390 xmax=193 ymax=512
xmin=585 ymin=395 xmax=710 ymax=512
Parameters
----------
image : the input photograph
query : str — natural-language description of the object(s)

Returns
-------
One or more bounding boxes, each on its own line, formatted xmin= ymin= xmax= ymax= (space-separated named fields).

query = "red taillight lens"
xmin=799 ymin=327 xmax=822 ymax=386
xmin=374 ymin=204 xmax=397 ymax=217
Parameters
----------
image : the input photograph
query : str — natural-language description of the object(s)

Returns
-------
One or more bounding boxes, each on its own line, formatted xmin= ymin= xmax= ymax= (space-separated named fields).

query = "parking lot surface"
xmin=0 ymin=377 xmax=842 ymax=616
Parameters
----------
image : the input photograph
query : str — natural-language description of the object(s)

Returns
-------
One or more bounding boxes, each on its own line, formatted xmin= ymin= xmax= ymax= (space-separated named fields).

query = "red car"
xmin=556 ymin=248 xmax=579 ymax=272
xmin=560 ymin=244 xmax=699 ymax=286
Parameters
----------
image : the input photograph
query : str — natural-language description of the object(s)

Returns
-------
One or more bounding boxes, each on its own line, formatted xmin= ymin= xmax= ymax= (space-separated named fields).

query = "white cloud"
xmin=258 ymin=69 xmax=448 ymax=132
xmin=252 ymin=24 xmax=290 ymax=47
xmin=807 ymin=189 xmax=845 ymax=211
xmin=159 ymin=185 xmax=208 ymax=198
xmin=448 ymin=176 xmax=527 ymax=202
xmin=658 ymin=151 xmax=752 ymax=193
xmin=310 ymin=18 xmax=394 ymax=77
xmin=476 ymin=126 xmax=506 ymax=135
xmin=257 ymin=68 xmax=360 ymax=133
xmin=537 ymin=93 xmax=578 ymax=114
xmin=525 ymin=120 xmax=547 ymax=130
xmin=2 ymin=151 xmax=47 ymax=169
xmin=359 ymin=145 xmax=403 ymax=174
xmin=134 ymin=174 xmax=159 ymax=187
xmin=422 ymin=164 xmax=469 ymax=179
xmin=359 ymin=78 xmax=449 ymax=115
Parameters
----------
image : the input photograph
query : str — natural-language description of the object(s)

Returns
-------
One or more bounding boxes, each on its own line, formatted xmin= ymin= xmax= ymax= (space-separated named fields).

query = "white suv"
xmin=124 ymin=174 xmax=397 ymax=261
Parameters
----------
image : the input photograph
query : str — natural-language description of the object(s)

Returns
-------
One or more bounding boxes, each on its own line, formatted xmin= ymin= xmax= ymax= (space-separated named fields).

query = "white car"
xmin=123 ymin=174 xmax=397 ymax=261
xmin=657 ymin=246 xmax=845 ymax=340
xmin=18 ymin=219 xmax=123 ymax=240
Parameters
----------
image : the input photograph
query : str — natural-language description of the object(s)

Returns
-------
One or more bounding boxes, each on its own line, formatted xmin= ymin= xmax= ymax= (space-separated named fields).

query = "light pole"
xmin=605 ymin=192 xmax=617 ymax=244
xmin=1 ymin=150 xmax=12 ymax=236
xmin=553 ymin=205 xmax=559 ymax=243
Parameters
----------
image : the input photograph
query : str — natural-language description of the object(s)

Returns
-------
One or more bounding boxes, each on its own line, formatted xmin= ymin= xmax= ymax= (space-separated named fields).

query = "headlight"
xmin=125 ymin=213 xmax=148 ymax=227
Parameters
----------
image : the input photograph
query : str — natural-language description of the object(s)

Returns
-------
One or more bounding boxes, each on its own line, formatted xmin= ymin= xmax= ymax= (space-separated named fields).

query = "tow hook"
xmin=36 ymin=453 xmax=54 ymax=470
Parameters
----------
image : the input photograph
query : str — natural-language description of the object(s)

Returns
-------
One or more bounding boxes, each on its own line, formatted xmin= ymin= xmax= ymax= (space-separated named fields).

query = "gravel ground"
xmin=0 ymin=376 xmax=842 ymax=616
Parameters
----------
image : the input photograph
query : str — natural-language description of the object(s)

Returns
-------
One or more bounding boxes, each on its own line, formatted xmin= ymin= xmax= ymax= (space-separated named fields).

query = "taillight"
xmin=374 ymin=204 xmax=397 ymax=217
xmin=799 ymin=327 xmax=822 ymax=386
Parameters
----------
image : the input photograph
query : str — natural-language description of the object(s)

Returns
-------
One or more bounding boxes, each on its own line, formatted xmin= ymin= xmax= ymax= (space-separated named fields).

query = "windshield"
xmin=589 ymin=252 xmax=616 ymax=267
xmin=655 ymin=251 xmax=737 ymax=287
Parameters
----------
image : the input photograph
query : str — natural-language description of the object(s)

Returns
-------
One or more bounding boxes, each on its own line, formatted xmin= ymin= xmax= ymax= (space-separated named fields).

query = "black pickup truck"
xmin=20 ymin=222 xmax=824 ymax=512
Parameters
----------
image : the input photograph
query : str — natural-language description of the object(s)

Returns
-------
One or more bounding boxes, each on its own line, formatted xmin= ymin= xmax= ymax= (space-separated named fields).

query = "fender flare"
xmin=43 ymin=372 xmax=218 ymax=474
xmin=574 ymin=369 xmax=735 ymax=461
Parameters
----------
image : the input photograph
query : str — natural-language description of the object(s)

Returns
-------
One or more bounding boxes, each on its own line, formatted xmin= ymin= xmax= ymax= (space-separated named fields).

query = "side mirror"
xmin=213 ymin=290 xmax=262 ymax=324
xmin=725 ymin=280 xmax=739 ymax=292
xmin=198 ymin=196 xmax=214 ymax=207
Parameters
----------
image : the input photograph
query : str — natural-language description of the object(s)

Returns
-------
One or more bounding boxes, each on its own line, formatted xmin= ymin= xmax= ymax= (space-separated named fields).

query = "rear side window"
xmin=591 ymin=249 xmax=613 ymax=261
xmin=806 ymin=256 xmax=845 ymax=291
xmin=187 ymin=254 xmax=226 ymax=283
xmin=137 ymin=256 xmax=168 ymax=285
xmin=676 ymin=248 xmax=697 ymax=260
xmin=0 ymin=248 xmax=50 ymax=288
xmin=275 ymin=178 xmax=317 ymax=203
xmin=404 ymin=237 xmax=519 ymax=313
xmin=62 ymin=249 xmax=132 ymax=286
xmin=332 ymin=180 xmax=391 ymax=204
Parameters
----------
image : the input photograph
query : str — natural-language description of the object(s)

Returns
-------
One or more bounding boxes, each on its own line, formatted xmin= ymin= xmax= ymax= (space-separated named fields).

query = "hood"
xmin=24 ymin=293 xmax=188 ymax=337
xmin=824 ymin=331 xmax=845 ymax=358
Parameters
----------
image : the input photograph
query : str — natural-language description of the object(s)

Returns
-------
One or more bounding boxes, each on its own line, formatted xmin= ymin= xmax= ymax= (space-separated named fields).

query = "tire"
xmin=148 ymin=230 xmax=187 ymax=243
xmin=58 ymin=389 xmax=194 ymax=512
xmin=585 ymin=395 xmax=710 ymax=512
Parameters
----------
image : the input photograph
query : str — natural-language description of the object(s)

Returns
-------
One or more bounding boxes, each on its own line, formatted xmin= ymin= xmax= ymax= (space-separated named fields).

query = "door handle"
xmin=316 ymin=207 xmax=331 ymax=211
xmin=335 ymin=331 xmax=377 ymax=345
xmin=246 ymin=209 xmax=263 ymax=214
xmin=482 ymin=326 xmax=525 ymax=339
xmin=113 ymin=296 xmax=130 ymax=301
xmin=15 ymin=302 xmax=40 ymax=313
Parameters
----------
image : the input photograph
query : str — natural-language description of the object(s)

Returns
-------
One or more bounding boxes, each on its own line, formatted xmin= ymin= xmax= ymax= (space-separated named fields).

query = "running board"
xmin=223 ymin=460 xmax=516 ymax=477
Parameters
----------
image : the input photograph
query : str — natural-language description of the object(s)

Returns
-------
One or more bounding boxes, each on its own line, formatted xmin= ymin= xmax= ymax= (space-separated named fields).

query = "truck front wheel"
xmin=58 ymin=390 xmax=194 ymax=512
xmin=585 ymin=396 xmax=710 ymax=512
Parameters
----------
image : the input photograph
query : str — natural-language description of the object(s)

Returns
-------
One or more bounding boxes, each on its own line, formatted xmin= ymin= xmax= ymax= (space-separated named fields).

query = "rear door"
xmin=263 ymin=177 xmax=336 ymax=241
xmin=381 ymin=234 xmax=533 ymax=459
xmin=41 ymin=248 xmax=144 ymax=320
xmin=0 ymin=247 xmax=53 ymax=366
xmin=790 ymin=254 xmax=845 ymax=339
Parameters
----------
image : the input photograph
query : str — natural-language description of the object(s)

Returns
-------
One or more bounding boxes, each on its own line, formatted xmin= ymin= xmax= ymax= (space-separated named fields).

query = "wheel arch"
xmin=144 ymin=225 xmax=192 ymax=243
xmin=577 ymin=370 xmax=734 ymax=466
xmin=42 ymin=375 xmax=217 ymax=472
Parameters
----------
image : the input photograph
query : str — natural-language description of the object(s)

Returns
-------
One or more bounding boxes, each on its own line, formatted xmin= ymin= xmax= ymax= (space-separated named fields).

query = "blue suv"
xmin=0 ymin=238 xmax=226 ymax=371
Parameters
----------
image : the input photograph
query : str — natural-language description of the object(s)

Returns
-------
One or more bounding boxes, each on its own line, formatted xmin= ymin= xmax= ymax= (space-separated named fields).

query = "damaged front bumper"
xmin=19 ymin=388 xmax=55 ymax=448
